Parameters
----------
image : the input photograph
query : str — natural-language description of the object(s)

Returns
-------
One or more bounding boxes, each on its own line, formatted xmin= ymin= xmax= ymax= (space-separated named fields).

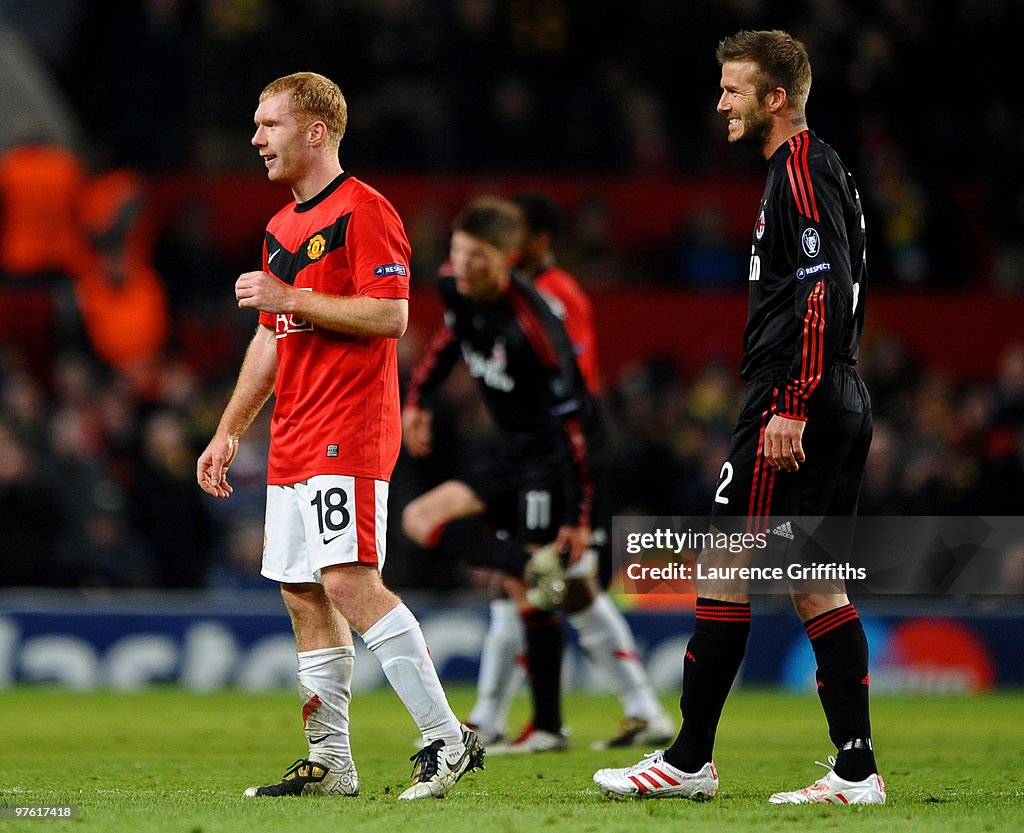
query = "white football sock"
xmin=468 ymin=598 xmax=526 ymax=736
xmin=568 ymin=593 xmax=664 ymax=722
xmin=296 ymin=645 xmax=354 ymax=768
xmin=361 ymin=604 xmax=462 ymax=745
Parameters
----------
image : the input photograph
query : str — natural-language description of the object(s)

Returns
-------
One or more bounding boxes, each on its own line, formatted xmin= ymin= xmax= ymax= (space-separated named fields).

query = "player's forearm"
xmin=781 ymin=277 xmax=846 ymax=419
xmin=287 ymin=292 xmax=408 ymax=338
xmin=406 ymin=325 xmax=460 ymax=408
xmin=216 ymin=325 xmax=278 ymax=439
xmin=559 ymin=414 xmax=594 ymax=528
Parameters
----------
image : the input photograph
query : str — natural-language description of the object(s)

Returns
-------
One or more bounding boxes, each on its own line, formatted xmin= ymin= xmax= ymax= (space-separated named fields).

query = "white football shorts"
xmin=262 ymin=475 xmax=389 ymax=584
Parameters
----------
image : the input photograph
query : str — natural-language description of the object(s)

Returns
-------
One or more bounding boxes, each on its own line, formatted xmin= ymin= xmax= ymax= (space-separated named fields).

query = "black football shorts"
xmin=710 ymin=364 xmax=872 ymax=536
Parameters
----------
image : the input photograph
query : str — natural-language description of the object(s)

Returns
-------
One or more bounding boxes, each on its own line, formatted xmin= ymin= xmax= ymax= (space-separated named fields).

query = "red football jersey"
xmin=534 ymin=266 xmax=600 ymax=393
xmin=258 ymin=173 xmax=410 ymax=484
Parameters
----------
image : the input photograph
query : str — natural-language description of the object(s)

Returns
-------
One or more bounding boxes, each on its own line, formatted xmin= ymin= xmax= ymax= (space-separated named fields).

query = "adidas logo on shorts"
xmin=772 ymin=521 xmax=795 ymax=540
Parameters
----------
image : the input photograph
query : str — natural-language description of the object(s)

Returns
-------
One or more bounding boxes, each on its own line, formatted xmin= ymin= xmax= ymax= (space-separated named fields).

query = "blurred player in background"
xmin=594 ymin=30 xmax=885 ymax=804
xmin=515 ymin=193 xmax=600 ymax=394
xmin=463 ymin=193 xmax=670 ymax=751
xmin=402 ymin=197 xmax=671 ymax=754
xmin=196 ymin=71 xmax=483 ymax=801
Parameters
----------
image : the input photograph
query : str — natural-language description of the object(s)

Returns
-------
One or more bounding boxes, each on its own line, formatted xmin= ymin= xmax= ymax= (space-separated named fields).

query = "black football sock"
xmin=663 ymin=598 xmax=751 ymax=773
xmin=435 ymin=518 xmax=529 ymax=575
xmin=521 ymin=609 xmax=564 ymax=734
xmin=805 ymin=603 xmax=876 ymax=781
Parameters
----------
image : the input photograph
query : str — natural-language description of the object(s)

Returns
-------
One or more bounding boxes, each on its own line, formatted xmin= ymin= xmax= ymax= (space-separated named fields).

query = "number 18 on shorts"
xmin=262 ymin=475 xmax=389 ymax=583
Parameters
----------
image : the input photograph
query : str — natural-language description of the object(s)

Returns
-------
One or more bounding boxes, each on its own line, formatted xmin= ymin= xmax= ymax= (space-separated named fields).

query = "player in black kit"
xmin=403 ymin=197 xmax=669 ymax=754
xmin=594 ymin=30 xmax=886 ymax=805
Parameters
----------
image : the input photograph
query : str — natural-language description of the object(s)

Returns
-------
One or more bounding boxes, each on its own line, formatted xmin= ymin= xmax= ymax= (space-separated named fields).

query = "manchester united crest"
xmin=306 ymin=234 xmax=327 ymax=260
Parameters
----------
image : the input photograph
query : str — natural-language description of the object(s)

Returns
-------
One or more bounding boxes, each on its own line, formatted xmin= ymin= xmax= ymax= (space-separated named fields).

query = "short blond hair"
xmin=260 ymin=72 xmax=347 ymax=152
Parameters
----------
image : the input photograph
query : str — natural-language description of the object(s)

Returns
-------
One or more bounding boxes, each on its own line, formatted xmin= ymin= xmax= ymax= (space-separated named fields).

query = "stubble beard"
xmin=736 ymin=108 xmax=773 ymax=148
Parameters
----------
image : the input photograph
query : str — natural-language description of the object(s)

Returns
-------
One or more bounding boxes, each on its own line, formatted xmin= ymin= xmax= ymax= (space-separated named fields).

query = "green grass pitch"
xmin=1 ymin=687 xmax=1022 ymax=832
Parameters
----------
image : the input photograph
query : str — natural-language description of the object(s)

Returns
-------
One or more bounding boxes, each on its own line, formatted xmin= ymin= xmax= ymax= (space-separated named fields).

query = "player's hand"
xmin=402 ymin=406 xmax=433 ymax=457
xmin=763 ymin=413 xmax=806 ymax=472
xmin=555 ymin=524 xmax=591 ymax=565
xmin=235 ymin=270 xmax=293 ymax=313
xmin=197 ymin=433 xmax=239 ymax=498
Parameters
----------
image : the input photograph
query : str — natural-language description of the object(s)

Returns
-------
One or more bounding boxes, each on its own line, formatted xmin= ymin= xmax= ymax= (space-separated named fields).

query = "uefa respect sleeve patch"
xmin=373 ymin=262 xmax=408 ymax=278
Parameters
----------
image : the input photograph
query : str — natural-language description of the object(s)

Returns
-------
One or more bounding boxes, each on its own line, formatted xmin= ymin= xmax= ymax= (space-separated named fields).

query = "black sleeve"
xmin=404 ymin=280 xmax=462 ymax=408
xmin=508 ymin=279 xmax=595 ymax=528
xmin=777 ymin=156 xmax=853 ymax=420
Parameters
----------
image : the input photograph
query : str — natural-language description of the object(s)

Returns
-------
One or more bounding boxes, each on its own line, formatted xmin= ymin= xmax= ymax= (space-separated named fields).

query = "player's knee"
xmin=280 ymin=583 xmax=330 ymax=627
xmin=320 ymin=565 xmax=355 ymax=602
xmin=791 ymin=590 xmax=849 ymax=622
xmin=320 ymin=565 xmax=397 ymax=633
xmin=320 ymin=563 xmax=381 ymax=606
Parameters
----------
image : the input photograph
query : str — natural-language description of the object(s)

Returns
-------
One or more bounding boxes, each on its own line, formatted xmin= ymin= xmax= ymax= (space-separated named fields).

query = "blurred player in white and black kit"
xmin=595 ymin=30 xmax=886 ymax=805
xmin=196 ymin=71 xmax=483 ymax=801
xmin=459 ymin=194 xmax=671 ymax=750
xmin=402 ymin=197 xmax=672 ymax=753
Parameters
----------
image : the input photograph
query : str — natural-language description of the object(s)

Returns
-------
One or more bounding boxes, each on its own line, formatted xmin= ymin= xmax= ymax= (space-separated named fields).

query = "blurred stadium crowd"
xmin=1 ymin=1 xmax=1022 ymax=592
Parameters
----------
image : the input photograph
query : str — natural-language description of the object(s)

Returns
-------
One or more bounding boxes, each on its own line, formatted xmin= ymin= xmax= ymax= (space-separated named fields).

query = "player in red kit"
xmin=515 ymin=193 xmax=600 ymax=394
xmin=197 ymin=72 xmax=483 ymax=801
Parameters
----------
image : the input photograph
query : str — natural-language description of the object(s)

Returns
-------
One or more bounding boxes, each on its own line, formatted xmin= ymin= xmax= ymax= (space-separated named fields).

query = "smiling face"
xmin=251 ymin=91 xmax=314 ymax=187
xmin=449 ymin=229 xmax=512 ymax=300
xmin=717 ymin=60 xmax=774 ymax=149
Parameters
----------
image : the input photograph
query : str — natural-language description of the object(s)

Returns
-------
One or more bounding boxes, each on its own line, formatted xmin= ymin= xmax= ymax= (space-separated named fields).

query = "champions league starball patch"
xmin=801 ymin=227 xmax=821 ymax=258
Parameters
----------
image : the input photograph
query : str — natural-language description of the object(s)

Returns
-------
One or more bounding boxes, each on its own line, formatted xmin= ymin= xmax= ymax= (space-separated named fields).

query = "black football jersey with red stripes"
xmin=741 ymin=130 xmax=868 ymax=420
xmin=406 ymin=272 xmax=606 ymax=527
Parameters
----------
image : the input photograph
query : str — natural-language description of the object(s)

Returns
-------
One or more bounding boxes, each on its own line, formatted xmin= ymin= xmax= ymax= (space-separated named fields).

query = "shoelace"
xmin=627 ymin=750 xmax=667 ymax=775
xmin=805 ymin=756 xmax=838 ymax=790
xmin=408 ymin=740 xmax=444 ymax=781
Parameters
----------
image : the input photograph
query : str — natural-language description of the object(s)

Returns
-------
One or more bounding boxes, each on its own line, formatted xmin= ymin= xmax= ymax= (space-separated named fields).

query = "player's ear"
xmin=766 ymin=86 xmax=788 ymax=115
xmin=505 ymin=249 xmax=521 ymax=269
xmin=307 ymin=120 xmax=328 ymax=147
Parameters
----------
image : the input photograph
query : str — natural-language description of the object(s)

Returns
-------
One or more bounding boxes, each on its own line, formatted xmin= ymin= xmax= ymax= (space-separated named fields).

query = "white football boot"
xmin=398 ymin=726 xmax=486 ymax=800
xmin=594 ymin=751 xmax=718 ymax=800
xmin=243 ymin=758 xmax=359 ymax=797
xmin=769 ymin=757 xmax=886 ymax=805
xmin=488 ymin=723 xmax=571 ymax=755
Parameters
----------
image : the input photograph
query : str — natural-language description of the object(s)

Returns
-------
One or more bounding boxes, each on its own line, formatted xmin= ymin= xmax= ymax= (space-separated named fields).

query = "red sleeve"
xmin=347 ymin=196 xmax=411 ymax=301
xmin=259 ymin=236 xmax=275 ymax=328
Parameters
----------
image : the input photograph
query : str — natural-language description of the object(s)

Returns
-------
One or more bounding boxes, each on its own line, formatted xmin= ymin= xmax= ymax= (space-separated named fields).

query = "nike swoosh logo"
xmin=446 ymin=747 xmax=470 ymax=771
xmin=309 ymin=734 xmax=329 ymax=744
xmin=268 ymin=248 xmax=282 ymax=263
xmin=322 ymin=534 xmax=343 ymax=545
